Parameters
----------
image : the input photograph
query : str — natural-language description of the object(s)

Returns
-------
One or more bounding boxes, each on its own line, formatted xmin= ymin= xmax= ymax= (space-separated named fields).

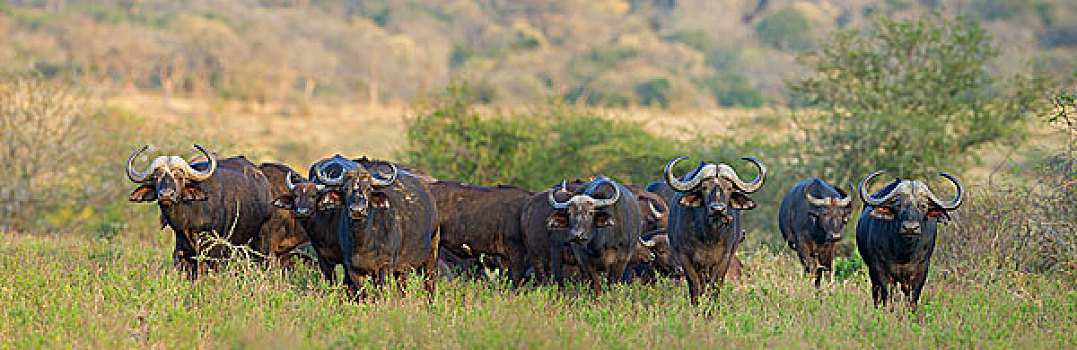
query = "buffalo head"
xmin=859 ymin=171 xmax=963 ymax=236
xmin=805 ymin=181 xmax=853 ymax=241
xmin=126 ymin=144 xmax=217 ymax=205
xmin=639 ymin=233 xmax=683 ymax=276
xmin=547 ymin=176 xmax=621 ymax=243
xmin=323 ymin=161 xmax=397 ymax=220
xmin=664 ymin=156 xmax=766 ymax=229
xmin=271 ymin=172 xmax=330 ymax=219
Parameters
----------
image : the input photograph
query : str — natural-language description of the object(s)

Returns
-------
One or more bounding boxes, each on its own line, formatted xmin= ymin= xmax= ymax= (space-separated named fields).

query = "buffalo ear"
xmin=370 ymin=192 xmax=391 ymax=209
xmin=595 ymin=212 xmax=615 ymax=227
xmin=273 ymin=196 xmax=295 ymax=210
xmin=868 ymin=207 xmax=895 ymax=220
xmin=321 ymin=191 xmax=343 ymax=209
xmin=730 ymin=193 xmax=756 ymax=210
xmin=182 ymin=186 xmax=208 ymax=201
xmin=927 ymin=208 xmax=950 ymax=223
xmin=677 ymin=194 xmax=701 ymax=207
xmin=546 ymin=213 xmax=569 ymax=228
xmin=129 ymin=186 xmax=157 ymax=202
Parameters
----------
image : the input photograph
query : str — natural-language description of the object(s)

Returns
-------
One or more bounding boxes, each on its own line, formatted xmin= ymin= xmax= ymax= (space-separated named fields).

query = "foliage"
xmin=404 ymin=83 xmax=683 ymax=190
xmin=699 ymin=73 xmax=769 ymax=107
xmin=755 ymin=7 xmax=815 ymax=50
xmin=0 ymin=74 xmax=97 ymax=231
xmin=789 ymin=15 xmax=1048 ymax=185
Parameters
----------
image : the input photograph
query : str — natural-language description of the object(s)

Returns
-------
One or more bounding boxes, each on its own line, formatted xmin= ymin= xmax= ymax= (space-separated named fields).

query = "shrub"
xmin=698 ymin=73 xmax=769 ymax=107
xmin=403 ymin=83 xmax=683 ymax=189
xmin=755 ymin=7 xmax=814 ymax=50
xmin=0 ymin=74 xmax=98 ymax=231
xmin=789 ymin=15 xmax=1048 ymax=186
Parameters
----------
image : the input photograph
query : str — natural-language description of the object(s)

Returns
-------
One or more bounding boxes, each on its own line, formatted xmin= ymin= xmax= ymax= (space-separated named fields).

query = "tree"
xmin=789 ymin=15 xmax=1047 ymax=185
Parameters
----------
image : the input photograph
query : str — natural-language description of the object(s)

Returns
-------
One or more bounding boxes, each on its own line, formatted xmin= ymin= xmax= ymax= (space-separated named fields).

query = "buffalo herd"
xmin=125 ymin=145 xmax=964 ymax=311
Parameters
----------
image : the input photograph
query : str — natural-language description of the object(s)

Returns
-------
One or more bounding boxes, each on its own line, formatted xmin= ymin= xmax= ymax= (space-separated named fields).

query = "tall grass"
xmin=1 ymin=232 xmax=1074 ymax=348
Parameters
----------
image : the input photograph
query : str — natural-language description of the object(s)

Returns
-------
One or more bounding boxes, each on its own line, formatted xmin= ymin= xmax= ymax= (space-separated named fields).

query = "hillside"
xmin=2 ymin=0 xmax=1075 ymax=109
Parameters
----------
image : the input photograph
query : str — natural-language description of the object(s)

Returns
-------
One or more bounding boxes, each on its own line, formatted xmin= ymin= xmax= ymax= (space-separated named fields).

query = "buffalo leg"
xmin=908 ymin=267 xmax=930 ymax=312
xmin=549 ymin=244 xmax=565 ymax=286
xmin=317 ymin=257 xmax=338 ymax=284
xmin=680 ymin=255 xmax=704 ymax=306
xmin=866 ymin=265 xmax=888 ymax=309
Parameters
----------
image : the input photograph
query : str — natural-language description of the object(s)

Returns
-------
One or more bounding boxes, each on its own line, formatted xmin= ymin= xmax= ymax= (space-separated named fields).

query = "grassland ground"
xmin=2 ymin=231 xmax=1074 ymax=348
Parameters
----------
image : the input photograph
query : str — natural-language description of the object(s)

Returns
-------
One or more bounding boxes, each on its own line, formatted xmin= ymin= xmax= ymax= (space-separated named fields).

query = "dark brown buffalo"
xmin=429 ymin=181 xmax=532 ymax=285
xmin=520 ymin=180 xmax=586 ymax=284
xmin=778 ymin=178 xmax=853 ymax=287
xmin=640 ymin=180 xmax=746 ymax=282
xmin=322 ymin=161 xmax=439 ymax=297
xmin=547 ymin=175 xmax=642 ymax=292
xmin=273 ymin=156 xmax=354 ymax=284
xmin=664 ymin=156 xmax=766 ymax=305
xmin=257 ymin=163 xmax=312 ymax=267
xmin=856 ymin=171 xmax=963 ymax=312
xmin=127 ymin=145 xmax=274 ymax=279
xmin=277 ymin=155 xmax=433 ymax=284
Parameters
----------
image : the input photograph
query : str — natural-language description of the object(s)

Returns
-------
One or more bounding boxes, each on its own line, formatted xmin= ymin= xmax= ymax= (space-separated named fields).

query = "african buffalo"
xmin=856 ymin=171 xmax=963 ymax=312
xmin=547 ymin=175 xmax=642 ymax=292
xmin=273 ymin=156 xmax=355 ymax=284
xmin=664 ymin=156 xmax=766 ymax=305
xmin=429 ymin=181 xmax=532 ymax=285
xmin=520 ymin=180 xmax=586 ymax=284
xmin=126 ymin=144 xmax=274 ymax=279
xmin=257 ymin=162 xmax=312 ymax=267
xmin=323 ymin=161 xmax=439 ymax=297
xmin=778 ymin=178 xmax=853 ymax=287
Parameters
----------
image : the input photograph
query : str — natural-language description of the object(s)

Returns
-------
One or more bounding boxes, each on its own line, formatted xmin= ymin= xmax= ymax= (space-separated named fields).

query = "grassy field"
xmin=3 ymin=231 xmax=1074 ymax=348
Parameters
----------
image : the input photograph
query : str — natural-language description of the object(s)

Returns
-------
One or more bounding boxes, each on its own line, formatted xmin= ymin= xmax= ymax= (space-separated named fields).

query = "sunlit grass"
xmin=2 ymin=232 xmax=1074 ymax=348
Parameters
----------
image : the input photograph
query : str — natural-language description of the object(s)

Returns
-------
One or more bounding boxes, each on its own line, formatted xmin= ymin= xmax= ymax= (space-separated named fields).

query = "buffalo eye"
xmin=595 ymin=212 xmax=614 ymax=227
xmin=868 ymin=206 xmax=895 ymax=220
xmin=677 ymin=194 xmax=701 ymax=207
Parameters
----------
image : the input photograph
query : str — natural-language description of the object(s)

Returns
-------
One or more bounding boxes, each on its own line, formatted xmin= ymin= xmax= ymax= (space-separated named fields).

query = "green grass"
xmin=1 ymin=232 xmax=1074 ymax=348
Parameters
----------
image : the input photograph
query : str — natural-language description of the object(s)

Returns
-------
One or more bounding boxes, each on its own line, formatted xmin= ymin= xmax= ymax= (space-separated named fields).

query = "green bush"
xmin=698 ymin=73 xmax=768 ymax=107
xmin=789 ymin=15 xmax=1048 ymax=185
xmin=755 ymin=8 xmax=814 ymax=50
xmin=404 ymin=83 xmax=683 ymax=189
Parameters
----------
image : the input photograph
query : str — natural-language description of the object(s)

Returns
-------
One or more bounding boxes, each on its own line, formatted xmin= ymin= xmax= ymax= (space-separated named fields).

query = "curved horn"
xmin=592 ymin=180 xmax=621 ymax=207
xmin=719 ymin=157 xmax=766 ymax=193
xmin=182 ymin=144 xmax=216 ymax=182
xmin=859 ymin=171 xmax=899 ymax=207
xmin=286 ymin=172 xmax=297 ymax=191
xmin=926 ymin=173 xmax=964 ymax=210
xmin=548 ymin=180 xmax=571 ymax=209
xmin=369 ymin=161 xmax=398 ymax=187
xmin=639 ymin=236 xmax=656 ymax=248
xmin=317 ymin=162 xmax=344 ymax=186
xmin=647 ymin=199 xmax=664 ymax=218
xmin=836 ymin=184 xmax=854 ymax=207
xmin=126 ymin=145 xmax=153 ymax=183
xmin=804 ymin=181 xmax=829 ymax=207
xmin=664 ymin=156 xmax=714 ymax=192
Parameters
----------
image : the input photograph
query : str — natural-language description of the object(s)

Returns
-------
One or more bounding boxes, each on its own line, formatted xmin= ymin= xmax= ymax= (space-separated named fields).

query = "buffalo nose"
xmin=570 ymin=228 xmax=586 ymax=242
xmin=296 ymin=208 xmax=312 ymax=216
xmin=158 ymin=189 xmax=175 ymax=197
xmin=902 ymin=221 xmax=920 ymax=233
xmin=708 ymin=203 xmax=727 ymax=213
